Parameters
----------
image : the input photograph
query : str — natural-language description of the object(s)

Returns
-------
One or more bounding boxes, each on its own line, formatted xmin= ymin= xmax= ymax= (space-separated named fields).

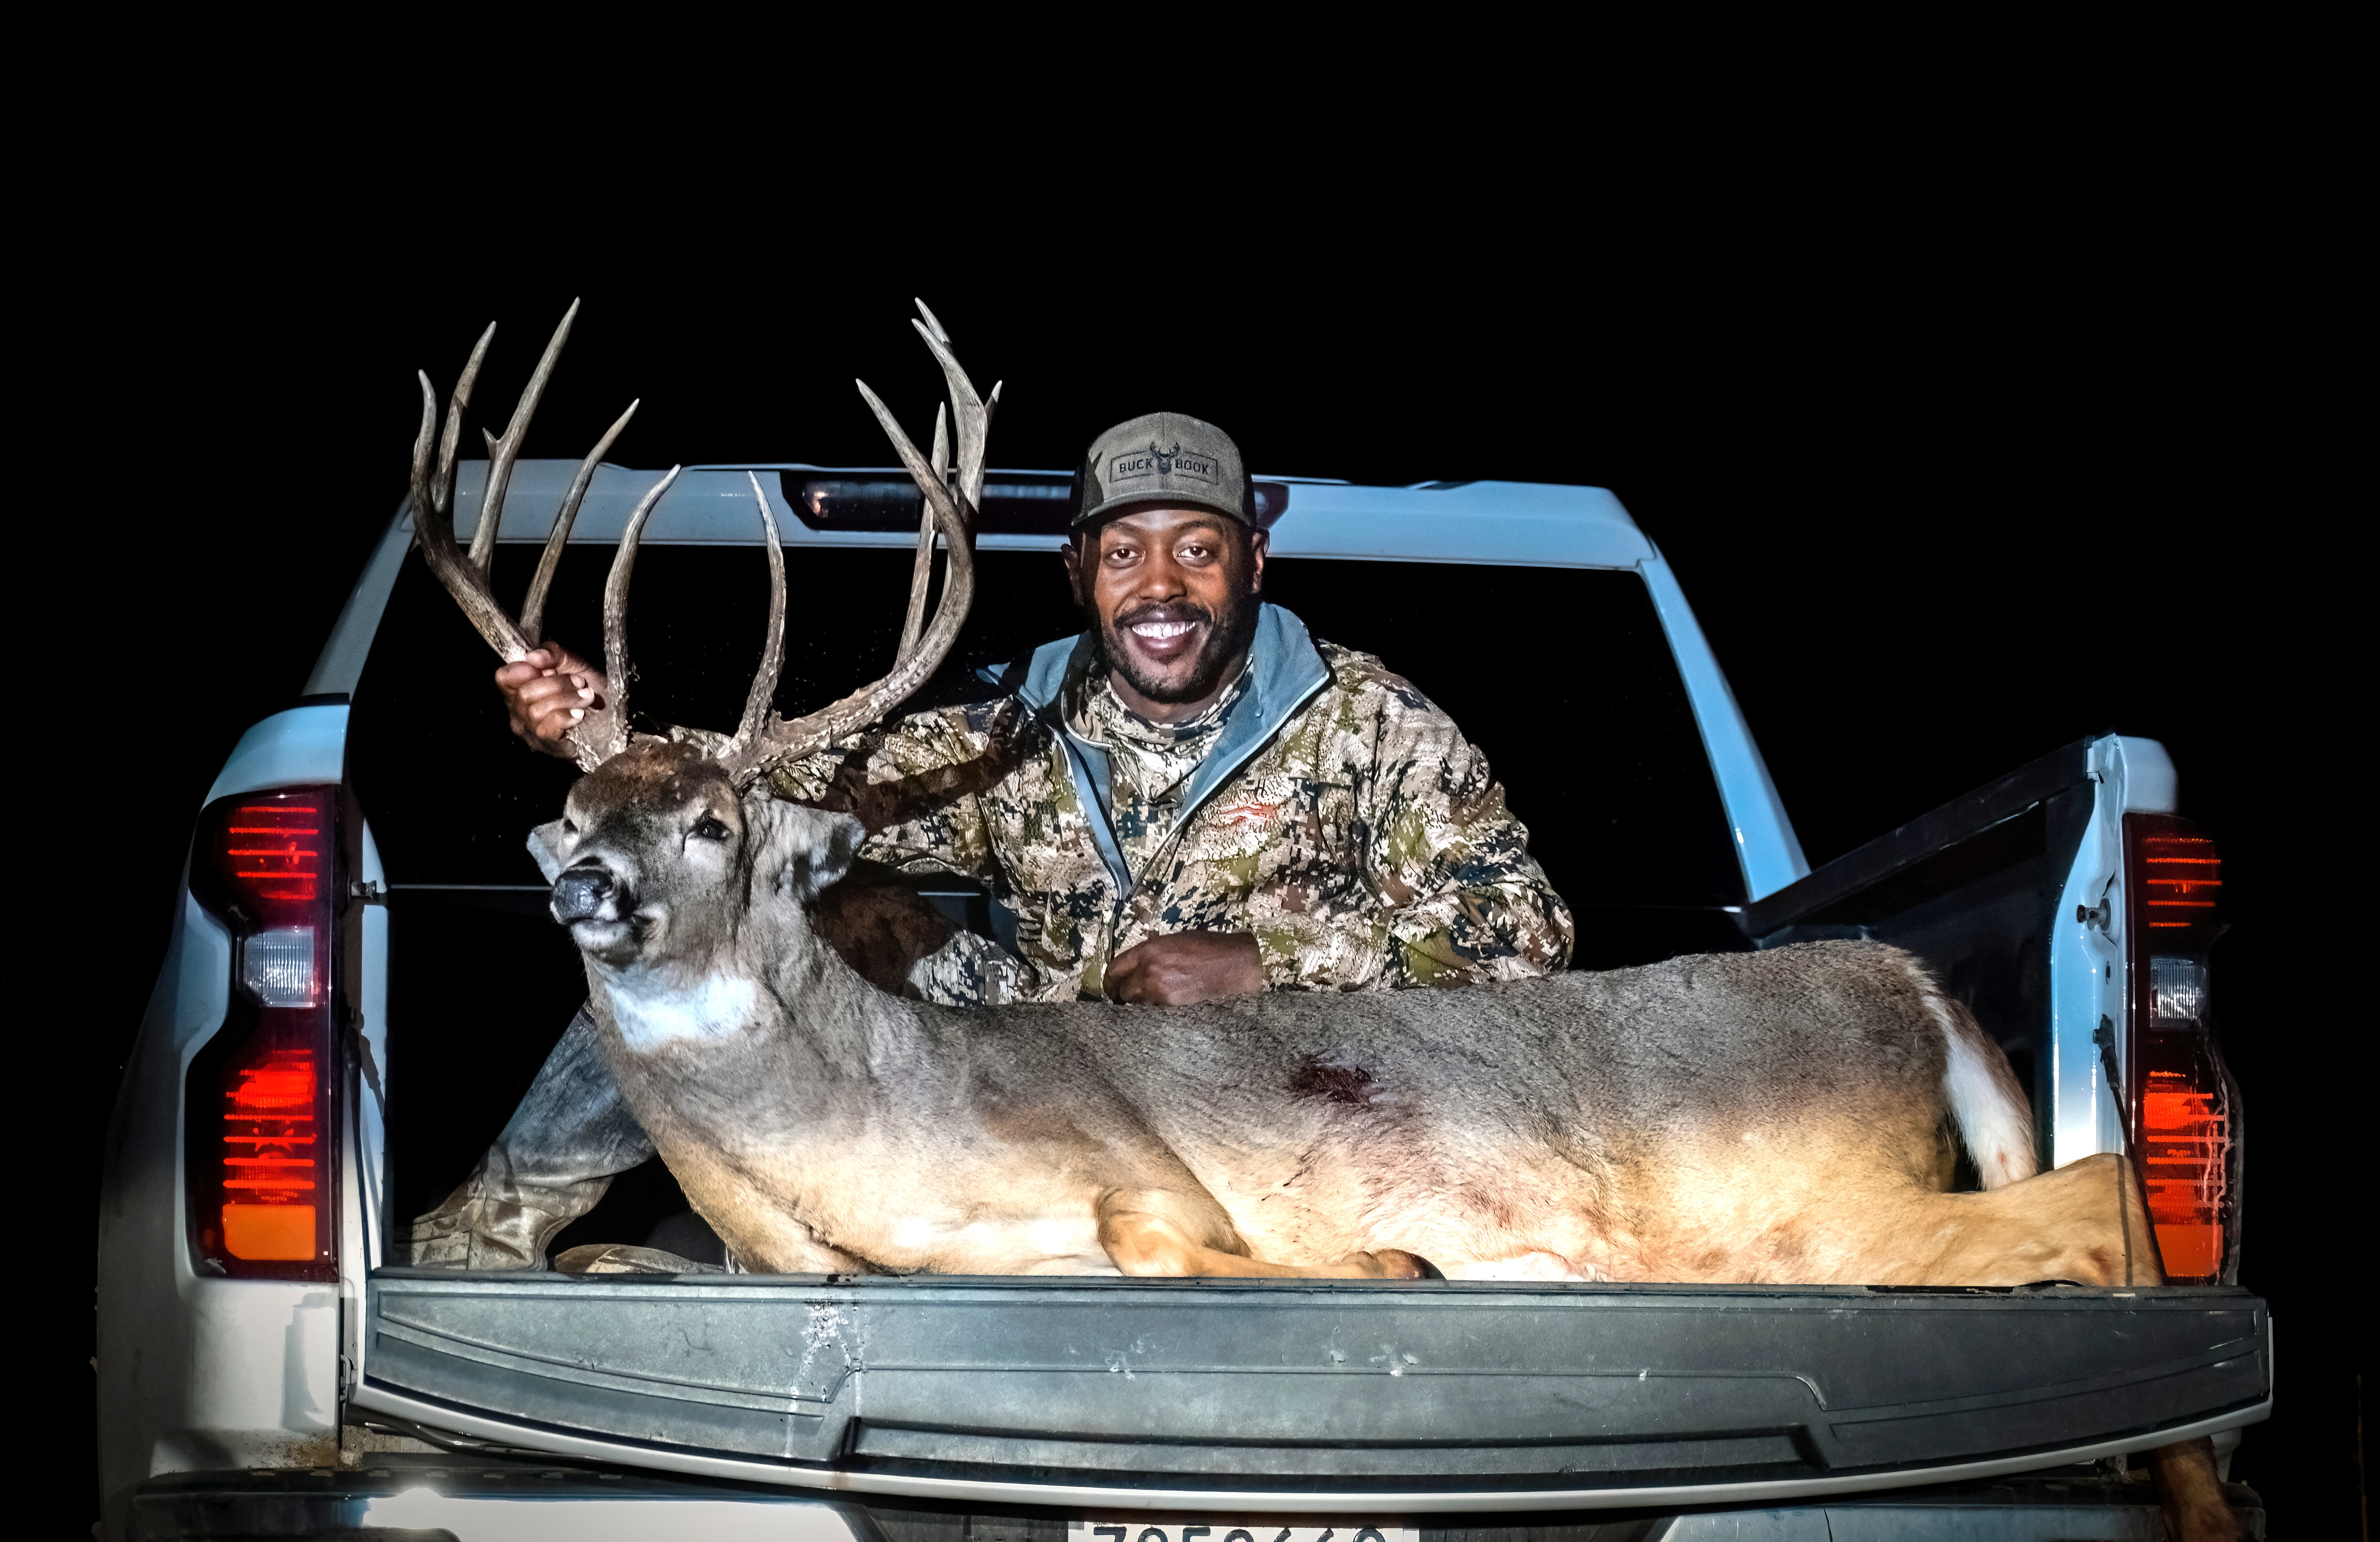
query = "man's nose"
xmin=551 ymin=863 xmax=618 ymax=924
xmin=1130 ymin=547 xmax=1189 ymax=599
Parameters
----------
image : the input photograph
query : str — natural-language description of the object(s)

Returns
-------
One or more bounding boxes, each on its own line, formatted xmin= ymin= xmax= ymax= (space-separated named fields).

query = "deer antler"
xmin=406 ymin=301 xmax=676 ymax=770
xmin=896 ymin=304 xmax=1002 ymax=664
xmin=712 ymin=301 xmax=994 ymax=786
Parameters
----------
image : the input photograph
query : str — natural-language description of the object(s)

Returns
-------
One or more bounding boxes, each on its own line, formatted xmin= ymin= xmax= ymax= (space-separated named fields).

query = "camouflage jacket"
xmin=769 ymin=604 xmax=1574 ymax=1004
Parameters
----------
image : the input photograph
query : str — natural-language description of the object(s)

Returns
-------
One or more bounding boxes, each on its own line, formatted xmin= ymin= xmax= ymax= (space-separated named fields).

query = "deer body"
xmin=536 ymin=772 xmax=2142 ymax=1287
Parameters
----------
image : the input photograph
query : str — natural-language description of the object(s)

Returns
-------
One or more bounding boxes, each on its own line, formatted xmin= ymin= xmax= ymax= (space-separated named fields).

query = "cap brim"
xmin=1073 ymin=490 xmax=1252 ymax=529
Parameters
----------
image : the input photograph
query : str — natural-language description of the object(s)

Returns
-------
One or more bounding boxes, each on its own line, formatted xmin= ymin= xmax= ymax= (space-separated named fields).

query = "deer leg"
xmin=1095 ymin=1188 xmax=1438 ymax=1279
xmin=1889 ymin=1152 xmax=2157 ymax=1287
xmin=2146 ymin=1436 xmax=2243 ymax=1542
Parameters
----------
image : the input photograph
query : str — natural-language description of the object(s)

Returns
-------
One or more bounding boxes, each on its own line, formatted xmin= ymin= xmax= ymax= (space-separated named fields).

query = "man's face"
xmin=1064 ymin=505 xmax=1267 ymax=706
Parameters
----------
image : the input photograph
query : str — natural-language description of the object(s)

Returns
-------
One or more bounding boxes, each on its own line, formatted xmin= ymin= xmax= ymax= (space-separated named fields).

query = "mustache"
xmin=1112 ymin=601 xmax=1215 ymax=630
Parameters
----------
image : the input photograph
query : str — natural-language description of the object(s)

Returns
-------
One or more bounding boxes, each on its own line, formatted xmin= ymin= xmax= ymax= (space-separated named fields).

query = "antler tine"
xmin=520 ymin=397 xmax=639 ymax=644
xmin=434 ymin=322 xmax=497 ymax=525
xmin=409 ymin=372 xmax=439 ymax=529
xmin=410 ymin=338 xmax=533 ymax=661
xmin=909 ymin=315 xmax=991 ymax=508
xmin=469 ymin=298 xmax=581 ymax=576
xmin=895 ymin=402 xmax=948 ymax=664
xmin=716 ymin=375 xmax=976 ymax=786
xmin=727 ymin=472 xmax=790 ymax=754
xmin=574 ymin=463 xmax=685 ymax=770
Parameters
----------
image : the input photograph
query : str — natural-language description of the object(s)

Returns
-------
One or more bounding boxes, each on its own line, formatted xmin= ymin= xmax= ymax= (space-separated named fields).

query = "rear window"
xmin=351 ymin=545 xmax=1742 ymax=910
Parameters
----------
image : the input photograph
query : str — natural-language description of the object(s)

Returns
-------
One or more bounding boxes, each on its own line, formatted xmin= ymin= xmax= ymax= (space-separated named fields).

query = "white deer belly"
xmin=884 ymin=1212 xmax=1117 ymax=1275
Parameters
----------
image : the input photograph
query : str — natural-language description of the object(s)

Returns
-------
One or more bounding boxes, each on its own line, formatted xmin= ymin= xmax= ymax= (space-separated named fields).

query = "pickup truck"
xmin=97 ymin=461 xmax=2268 ymax=1539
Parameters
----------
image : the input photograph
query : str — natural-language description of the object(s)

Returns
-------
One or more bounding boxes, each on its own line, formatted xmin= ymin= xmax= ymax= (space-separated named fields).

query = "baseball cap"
xmin=1069 ymin=412 xmax=1252 ymax=528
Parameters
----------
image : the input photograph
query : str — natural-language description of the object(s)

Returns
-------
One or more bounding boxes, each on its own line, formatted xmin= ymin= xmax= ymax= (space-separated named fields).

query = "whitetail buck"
xmin=404 ymin=304 xmax=2238 ymax=1536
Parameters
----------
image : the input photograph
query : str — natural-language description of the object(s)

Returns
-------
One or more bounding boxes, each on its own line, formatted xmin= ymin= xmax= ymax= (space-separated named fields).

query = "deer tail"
xmin=1921 ymin=981 xmax=2039 ymax=1190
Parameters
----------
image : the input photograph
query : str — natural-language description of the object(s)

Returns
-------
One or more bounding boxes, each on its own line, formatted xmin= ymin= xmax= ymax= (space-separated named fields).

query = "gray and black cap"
xmin=1069 ymin=412 xmax=1252 ymax=529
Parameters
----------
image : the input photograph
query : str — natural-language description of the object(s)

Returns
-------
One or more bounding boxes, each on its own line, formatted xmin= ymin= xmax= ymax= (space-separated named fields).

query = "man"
xmin=412 ymin=412 xmax=1572 ymax=1267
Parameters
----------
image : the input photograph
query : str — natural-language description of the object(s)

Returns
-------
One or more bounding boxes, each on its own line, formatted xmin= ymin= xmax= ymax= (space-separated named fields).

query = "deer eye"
xmin=692 ymin=815 xmax=732 ymax=843
xmin=562 ymin=818 xmax=578 ymax=834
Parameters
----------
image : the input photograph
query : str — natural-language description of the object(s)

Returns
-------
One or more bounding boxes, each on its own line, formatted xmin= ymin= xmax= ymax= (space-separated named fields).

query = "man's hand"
xmin=1105 ymin=931 xmax=1265 ymax=1006
xmin=495 ymin=644 xmax=608 ymax=758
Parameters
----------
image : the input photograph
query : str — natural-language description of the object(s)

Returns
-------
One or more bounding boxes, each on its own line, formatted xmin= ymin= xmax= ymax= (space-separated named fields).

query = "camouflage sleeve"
xmin=763 ymin=696 xmax=1024 ymax=885
xmin=1342 ymin=682 xmax=1575 ymax=989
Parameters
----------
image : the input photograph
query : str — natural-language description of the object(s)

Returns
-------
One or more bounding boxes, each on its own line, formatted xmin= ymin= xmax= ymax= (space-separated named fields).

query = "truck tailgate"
xmin=354 ymin=1273 xmax=2268 ymax=1509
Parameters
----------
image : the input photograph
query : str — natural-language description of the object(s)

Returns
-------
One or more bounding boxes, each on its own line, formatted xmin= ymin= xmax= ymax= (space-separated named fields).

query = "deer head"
xmin=410 ymin=301 xmax=994 ymax=978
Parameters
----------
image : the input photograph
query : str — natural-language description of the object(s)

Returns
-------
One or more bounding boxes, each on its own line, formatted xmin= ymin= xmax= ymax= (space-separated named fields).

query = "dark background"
xmin=44 ymin=115 xmax=2356 ymax=1529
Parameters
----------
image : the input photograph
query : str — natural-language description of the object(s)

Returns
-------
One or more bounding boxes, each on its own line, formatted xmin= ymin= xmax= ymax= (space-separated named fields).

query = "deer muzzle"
xmin=550 ymin=862 xmax=623 ymax=926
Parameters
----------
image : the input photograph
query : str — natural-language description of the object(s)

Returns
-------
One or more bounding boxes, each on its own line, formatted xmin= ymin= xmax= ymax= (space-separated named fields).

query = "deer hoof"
xmin=1372 ymin=1248 xmax=1446 ymax=1280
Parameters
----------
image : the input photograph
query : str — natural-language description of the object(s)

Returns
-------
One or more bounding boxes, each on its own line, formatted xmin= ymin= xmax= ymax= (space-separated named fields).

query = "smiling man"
xmin=506 ymin=410 xmax=1574 ymax=1008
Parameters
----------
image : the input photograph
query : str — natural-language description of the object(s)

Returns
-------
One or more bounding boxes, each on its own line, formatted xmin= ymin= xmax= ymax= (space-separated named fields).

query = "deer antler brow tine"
xmin=435 ymin=321 xmax=497 ymax=523
xmin=470 ymin=298 xmax=581 ymax=576
xmin=521 ymin=397 xmax=639 ymax=645
xmin=896 ymin=403 xmax=948 ymax=664
xmin=582 ymin=463 xmax=684 ymax=767
xmin=730 ymin=471 xmax=789 ymax=753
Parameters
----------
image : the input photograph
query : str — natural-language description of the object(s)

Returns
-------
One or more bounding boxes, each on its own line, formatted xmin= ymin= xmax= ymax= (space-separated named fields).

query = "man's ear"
xmin=745 ymin=798 xmax=866 ymax=903
xmin=1059 ymin=533 xmax=1086 ymax=602
xmin=527 ymin=821 xmax=570 ymax=884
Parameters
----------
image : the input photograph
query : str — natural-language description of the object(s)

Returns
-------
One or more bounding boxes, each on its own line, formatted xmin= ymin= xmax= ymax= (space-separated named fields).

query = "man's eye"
xmin=692 ymin=815 xmax=731 ymax=842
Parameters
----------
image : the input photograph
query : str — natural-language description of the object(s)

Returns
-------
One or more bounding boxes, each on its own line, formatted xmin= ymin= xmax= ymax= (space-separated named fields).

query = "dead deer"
xmin=403 ymin=304 xmax=2241 ymax=1538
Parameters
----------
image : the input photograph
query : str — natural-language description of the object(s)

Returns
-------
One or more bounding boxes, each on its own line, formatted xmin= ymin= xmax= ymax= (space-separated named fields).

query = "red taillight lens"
xmin=2123 ymin=812 xmax=2238 ymax=1285
xmin=186 ymin=787 xmax=339 ymax=1280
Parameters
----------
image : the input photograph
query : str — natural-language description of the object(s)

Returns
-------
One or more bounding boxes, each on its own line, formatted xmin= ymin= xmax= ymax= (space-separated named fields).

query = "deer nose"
xmin=550 ymin=864 xmax=618 ymax=924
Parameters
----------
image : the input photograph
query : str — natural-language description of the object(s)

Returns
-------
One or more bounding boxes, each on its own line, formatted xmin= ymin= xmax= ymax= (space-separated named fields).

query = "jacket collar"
xmin=1016 ymin=604 xmax=1332 ymax=896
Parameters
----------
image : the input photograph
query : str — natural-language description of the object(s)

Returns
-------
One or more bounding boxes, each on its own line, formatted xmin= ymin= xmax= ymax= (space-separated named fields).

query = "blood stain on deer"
xmin=1292 ymin=1057 xmax=1378 ymax=1107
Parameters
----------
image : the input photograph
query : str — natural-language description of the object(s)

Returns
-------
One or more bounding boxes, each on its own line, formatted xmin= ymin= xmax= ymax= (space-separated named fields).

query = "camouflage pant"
xmin=400 ymin=1005 xmax=660 ymax=1270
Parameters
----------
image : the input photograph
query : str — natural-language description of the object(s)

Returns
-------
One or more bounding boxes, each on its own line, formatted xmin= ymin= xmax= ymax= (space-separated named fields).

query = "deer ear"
xmin=748 ymin=799 xmax=865 ymax=903
xmin=527 ymin=820 xmax=570 ymax=884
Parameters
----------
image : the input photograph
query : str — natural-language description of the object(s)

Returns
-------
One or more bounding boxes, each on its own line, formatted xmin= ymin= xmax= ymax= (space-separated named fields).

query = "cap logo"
xmin=1110 ymin=441 xmax=1221 ymax=487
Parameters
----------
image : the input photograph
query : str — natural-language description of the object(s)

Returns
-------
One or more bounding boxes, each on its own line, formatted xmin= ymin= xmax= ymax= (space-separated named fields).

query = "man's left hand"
xmin=1105 ymin=932 xmax=1265 ymax=1006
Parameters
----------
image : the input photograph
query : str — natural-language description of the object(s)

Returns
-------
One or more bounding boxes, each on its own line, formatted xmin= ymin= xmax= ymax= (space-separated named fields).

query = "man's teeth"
xmin=1131 ymin=621 xmax=1197 ymax=639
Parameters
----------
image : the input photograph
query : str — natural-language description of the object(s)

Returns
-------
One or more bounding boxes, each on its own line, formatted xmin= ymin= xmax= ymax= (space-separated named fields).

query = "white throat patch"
xmin=607 ymin=972 xmax=758 ymax=1051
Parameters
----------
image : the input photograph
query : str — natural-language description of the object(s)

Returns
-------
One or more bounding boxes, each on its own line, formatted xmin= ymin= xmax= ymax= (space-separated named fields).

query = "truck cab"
xmin=98 ymin=462 xmax=2266 ymax=1538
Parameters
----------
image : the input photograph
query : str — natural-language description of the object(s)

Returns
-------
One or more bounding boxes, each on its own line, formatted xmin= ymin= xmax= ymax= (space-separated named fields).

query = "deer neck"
xmin=581 ymin=888 xmax=902 ymax=1067
xmin=591 ymin=957 xmax=763 ymax=1053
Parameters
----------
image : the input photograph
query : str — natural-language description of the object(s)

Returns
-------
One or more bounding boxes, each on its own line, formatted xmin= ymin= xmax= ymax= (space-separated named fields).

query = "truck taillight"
xmin=185 ymin=787 xmax=339 ymax=1281
xmin=2123 ymin=812 xmax=2239 ymax=1285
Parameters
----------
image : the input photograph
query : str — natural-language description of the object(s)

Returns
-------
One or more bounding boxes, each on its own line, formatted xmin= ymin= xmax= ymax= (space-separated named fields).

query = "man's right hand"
xmin=496 ymin=645 xmax=608 ymax=758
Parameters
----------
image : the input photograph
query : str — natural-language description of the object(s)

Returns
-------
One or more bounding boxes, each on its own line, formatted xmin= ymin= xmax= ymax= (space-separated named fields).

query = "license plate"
xmin=1073 ymin=1523 xmax=1414 ymax=1542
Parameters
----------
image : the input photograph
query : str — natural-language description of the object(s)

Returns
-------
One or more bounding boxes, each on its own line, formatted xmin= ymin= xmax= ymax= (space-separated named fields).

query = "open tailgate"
xmin=354 ymin=1273 xmax=2268 ymax=1510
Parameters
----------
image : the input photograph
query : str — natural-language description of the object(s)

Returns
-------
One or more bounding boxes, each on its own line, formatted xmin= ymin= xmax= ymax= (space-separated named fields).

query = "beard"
xmin=1094 ymin=585 xmax=1263 ymax=705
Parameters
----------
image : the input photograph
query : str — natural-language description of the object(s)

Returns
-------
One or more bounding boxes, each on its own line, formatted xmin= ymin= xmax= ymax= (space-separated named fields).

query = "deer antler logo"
xmin=1149 ymin=441 xmax=1181 ymax=475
